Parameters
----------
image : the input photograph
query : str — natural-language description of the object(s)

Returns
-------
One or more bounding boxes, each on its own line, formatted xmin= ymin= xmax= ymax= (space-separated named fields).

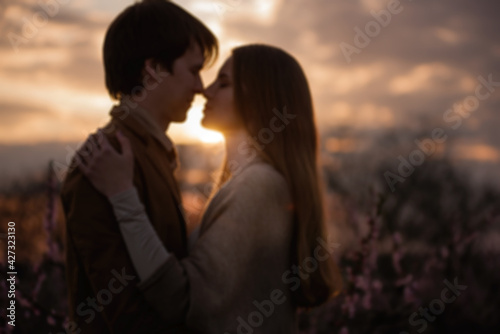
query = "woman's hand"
xmin=77 ymin=129 xmax=135 ymax=198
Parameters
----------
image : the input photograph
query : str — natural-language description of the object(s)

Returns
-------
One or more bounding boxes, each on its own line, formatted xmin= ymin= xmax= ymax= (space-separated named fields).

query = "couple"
xmin=61 ymin=0 xmax=341 ymax=333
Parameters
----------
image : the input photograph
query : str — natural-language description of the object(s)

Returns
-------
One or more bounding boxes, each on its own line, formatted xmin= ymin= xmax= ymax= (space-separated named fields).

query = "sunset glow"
xmin=0 ymin=0 xmax=498 ymax=165
xmin=171 ymin=103 xmax=224 ymax=144
xmin=1 ymin=2 xmax=499 ymax=332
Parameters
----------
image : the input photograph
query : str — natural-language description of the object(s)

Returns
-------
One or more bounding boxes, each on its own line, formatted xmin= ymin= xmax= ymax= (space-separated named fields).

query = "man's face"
xmin=159 ymin=42 xmax=204 ymax=123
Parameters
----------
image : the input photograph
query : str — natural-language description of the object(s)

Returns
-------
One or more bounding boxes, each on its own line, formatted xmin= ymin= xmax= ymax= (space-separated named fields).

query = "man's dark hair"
xmin=103 ymin=0 xmax=218 ymax=99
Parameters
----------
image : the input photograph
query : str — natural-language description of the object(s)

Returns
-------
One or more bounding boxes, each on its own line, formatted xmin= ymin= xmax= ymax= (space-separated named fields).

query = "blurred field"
xmin=0 ymin=135 xmax=499 ymax=333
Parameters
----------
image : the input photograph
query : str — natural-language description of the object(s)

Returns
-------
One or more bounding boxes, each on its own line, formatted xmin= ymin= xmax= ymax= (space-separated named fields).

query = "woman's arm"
xmin=107 ymin=163 xmax=293 ymax=332
xmin=108 ymin=187 xmax=171 ymax=282
xmin=77 ymin=130 xmax=173 ymax=282
xmin=135 ymin=163 xmax=294 ymax=332
xmin=77 ymin=131 xmax=190 ymax=324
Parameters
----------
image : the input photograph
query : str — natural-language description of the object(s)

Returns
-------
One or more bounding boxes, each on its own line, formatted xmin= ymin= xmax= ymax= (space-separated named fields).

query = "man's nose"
xmin=194 ymin=75 xmax=204 ymax=93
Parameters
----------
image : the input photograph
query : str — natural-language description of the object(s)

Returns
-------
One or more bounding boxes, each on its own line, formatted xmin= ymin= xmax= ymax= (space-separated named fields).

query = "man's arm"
xmin=62 ymin=165 xmax=175 ymax=333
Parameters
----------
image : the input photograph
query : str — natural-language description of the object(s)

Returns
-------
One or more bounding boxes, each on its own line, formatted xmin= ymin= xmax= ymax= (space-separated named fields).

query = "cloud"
xmin=214 ymin=0 xmax=500 ymax=153
xmin=0 ymin=101 xmax=53 ymax=126
xmin=0 ymin=0 xmax=499 ymax=154
xmin=0 ymin=0 xmax=114 ymax=144
xmin=453 ymin=143 xmax=500 ymax=162
xmin=0 ymin=0 xmax=109 ymax=93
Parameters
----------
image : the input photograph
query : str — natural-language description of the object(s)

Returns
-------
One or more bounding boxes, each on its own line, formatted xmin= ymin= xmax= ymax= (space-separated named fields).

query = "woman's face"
xmin=202 ymin=57 xmax=243 ymax=133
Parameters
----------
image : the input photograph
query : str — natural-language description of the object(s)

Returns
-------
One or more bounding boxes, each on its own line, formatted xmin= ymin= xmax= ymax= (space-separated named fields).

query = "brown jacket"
xmin=61 ymin=107 xmax=189 ymax=333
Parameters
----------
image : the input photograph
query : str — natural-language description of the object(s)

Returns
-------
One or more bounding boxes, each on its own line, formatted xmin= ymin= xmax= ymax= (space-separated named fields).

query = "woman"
xmin=78 ymin=44 xmax=341 ymax=333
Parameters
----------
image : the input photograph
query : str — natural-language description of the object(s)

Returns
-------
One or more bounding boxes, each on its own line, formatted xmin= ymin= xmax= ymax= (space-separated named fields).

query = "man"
xmin=61 ymin=1 xmax=218 ymax=332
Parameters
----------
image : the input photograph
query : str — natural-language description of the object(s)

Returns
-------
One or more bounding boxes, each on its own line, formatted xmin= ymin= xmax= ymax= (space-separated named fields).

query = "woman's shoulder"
xmin=198 ymin=159 xmax=292 ymax=237
xmin=234 ymin=160 xmax=285 ymax=185
xmin=230 ymin=160 xmax=290 ymax=202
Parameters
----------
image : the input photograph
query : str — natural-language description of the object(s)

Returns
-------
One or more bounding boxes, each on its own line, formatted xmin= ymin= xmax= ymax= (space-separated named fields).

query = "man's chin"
xmin=170 ymin=113 xmax=188 ymax=123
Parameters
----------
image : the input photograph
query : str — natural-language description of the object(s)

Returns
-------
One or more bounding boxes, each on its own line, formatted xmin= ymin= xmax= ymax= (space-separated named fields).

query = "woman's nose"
xmin=203 ymin=84 xmax=214 ymax=99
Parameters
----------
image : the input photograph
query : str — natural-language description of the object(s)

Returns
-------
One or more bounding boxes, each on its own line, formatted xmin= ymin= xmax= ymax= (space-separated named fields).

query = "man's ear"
xmin=144 ymin=58 xmax=158 ymax=77
xmin=144 ymin=58 xmax=170 ymax=77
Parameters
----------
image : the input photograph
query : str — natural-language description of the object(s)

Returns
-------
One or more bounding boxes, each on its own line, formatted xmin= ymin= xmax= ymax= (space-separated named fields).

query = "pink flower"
xmin=47 ymin=315 xmax=56 ymax=326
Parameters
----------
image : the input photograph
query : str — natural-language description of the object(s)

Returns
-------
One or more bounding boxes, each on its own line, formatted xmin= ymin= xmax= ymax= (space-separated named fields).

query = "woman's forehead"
xmin=219 ymin=57 xmax=233 ymax=74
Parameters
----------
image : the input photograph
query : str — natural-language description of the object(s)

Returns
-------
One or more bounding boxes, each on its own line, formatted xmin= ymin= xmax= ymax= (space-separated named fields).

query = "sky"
xmin=0 ymin=0 xmax=499 ymax=174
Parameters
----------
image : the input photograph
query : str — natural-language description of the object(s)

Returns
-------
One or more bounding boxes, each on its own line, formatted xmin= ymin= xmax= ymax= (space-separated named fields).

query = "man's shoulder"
xmin=60 ymin=160 xmax=85 ymax=200
xmin=61 ymin=120 xmax=142 ymax=189
xmin=59 ymin=123 xmax=120 ymax=203
xmin=60 ymin=160 xmax=106 ymax=216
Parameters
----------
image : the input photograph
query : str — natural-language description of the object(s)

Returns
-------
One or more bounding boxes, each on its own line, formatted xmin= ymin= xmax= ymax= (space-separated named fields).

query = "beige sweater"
xmin=110 ymin=160 xmax=299 ymax=333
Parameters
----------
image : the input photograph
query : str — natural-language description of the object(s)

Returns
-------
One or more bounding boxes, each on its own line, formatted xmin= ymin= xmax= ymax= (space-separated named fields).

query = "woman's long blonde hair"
xmin=226 ymin=44 xmax=342 ymax=307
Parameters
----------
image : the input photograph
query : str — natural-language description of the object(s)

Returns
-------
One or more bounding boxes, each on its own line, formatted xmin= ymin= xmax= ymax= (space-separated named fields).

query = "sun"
xmin=198 ymin=129 xmax=224 ymax=144
xmin=169 ymin=101 xmax=224 ymax=144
